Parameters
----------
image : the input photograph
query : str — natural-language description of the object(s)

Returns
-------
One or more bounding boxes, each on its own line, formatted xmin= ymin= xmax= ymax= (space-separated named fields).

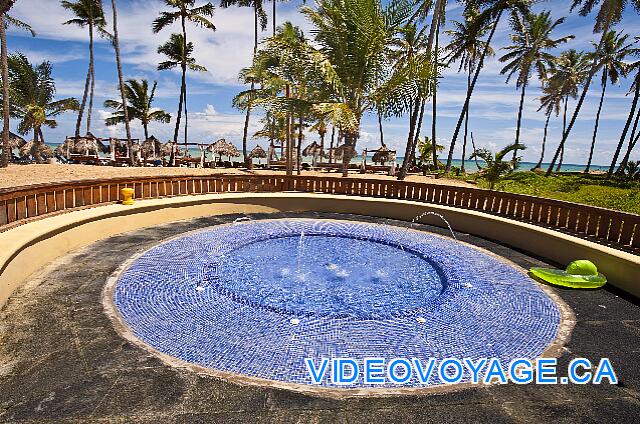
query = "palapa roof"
xmin=20 ymin=141 xmax=53 ymax=158
xmin=141 ymin=136 xmax=162 ymax=156
xmin=371 ymin=145 xmax=396 ymax=163
xmin=65 ymin=134 xmax=109 ymax=154
xmin=208 ymin=139 xmax=240 ymax=157
xmin=8 ymin=132 xmax=27 ymax=149
xmin=160 ymin=141 xmax=175 ymax=156
xmin=302 ymin=141 xmax=323 ymax=157
xmin=249 ymin=145 xmax=266 ymax=159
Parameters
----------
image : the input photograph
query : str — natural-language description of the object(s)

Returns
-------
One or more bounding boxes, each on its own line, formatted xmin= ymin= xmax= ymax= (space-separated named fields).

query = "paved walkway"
xmin=1 ymin=213 xmax=639 ymax=423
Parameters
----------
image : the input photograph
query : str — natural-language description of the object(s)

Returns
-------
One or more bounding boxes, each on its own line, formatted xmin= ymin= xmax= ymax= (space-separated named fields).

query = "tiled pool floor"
xmin=1 ymin=212 xmax=639 ymax=423
xmin=108 ymin=219 xmax=569 ymax=393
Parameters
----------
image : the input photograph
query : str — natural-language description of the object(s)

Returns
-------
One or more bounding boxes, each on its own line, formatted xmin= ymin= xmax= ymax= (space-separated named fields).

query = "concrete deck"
xmin=1 ymin=212 xmax=639 ymax=423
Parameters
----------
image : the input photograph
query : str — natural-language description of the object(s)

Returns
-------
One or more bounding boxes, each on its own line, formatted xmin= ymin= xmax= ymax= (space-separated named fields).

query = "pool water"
xmin=110 ymin=218 xmax=565 ymax=391
xmin=212 ymin=234 xmax=445 ymax=319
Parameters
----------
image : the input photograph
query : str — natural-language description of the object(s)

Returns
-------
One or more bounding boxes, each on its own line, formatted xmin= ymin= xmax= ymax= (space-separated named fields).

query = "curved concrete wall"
xmin=1 ymin=192 xmax=639 ymax=308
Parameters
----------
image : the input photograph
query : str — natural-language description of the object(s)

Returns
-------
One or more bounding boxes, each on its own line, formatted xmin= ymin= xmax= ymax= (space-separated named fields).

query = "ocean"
xmin=42 ymin=143 xmax=611 ymax=174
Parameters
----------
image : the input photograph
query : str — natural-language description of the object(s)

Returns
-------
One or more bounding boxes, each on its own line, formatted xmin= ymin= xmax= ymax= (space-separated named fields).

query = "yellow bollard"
xmin=121 ymin=187 xmax=135 ymax=205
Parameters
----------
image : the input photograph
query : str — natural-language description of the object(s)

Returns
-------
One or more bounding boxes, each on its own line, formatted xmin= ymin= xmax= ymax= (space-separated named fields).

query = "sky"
xmin=7 ymin=0 xmax=640 ymax=166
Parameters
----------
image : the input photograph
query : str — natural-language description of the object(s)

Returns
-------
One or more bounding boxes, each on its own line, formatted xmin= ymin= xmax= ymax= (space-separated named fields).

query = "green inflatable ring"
xmin=529 ymin=259 xmax=607 ymax=289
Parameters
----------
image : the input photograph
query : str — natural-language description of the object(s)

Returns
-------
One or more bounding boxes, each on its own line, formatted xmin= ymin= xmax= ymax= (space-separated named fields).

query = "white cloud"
xmin=204 ymin=104 xmax=218 ymax=116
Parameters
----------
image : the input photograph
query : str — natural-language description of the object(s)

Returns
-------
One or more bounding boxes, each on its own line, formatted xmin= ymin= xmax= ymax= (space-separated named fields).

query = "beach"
xmin=0 ymin=163 xmax=475 ymax=189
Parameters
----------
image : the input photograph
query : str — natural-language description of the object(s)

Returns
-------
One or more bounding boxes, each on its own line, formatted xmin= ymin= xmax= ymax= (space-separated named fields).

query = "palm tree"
xmin=249 ymin=22 xmax=320 ymax=175
xmin=416 ymin=135 xmax=443 ymax=171
xmin=6 ymin=54 xmax=79 ymax=163
xmin=389 ymin=21 xmax=429 ymax=173
xmin=469 ymin=142 xmax=526 ymax=189
xmin=610 ymin=39 xmax=640 ymax=176
xmin=61 ymin=0 xmax=107 ymax=138
xmin=445 ymin=0 xmax=533 ymax=173
xmin=445 ymin=5 xmax=495 ymax=174
xmin=499 ymin=10 xmax=573 ymax=162
xmin=152 ymin=0 xmax=215 ymax=151
xmin=104 ymin=80 xmax=171 ymax=140
xmin=547 ymin=0 xmax=639 ymax=177
xmin=0 ymin=2 xmax=16 ymax=14
xmin=302 ymin=0 xmax=415 ymax=177
xmin=396 ymin=0 xmax=446 ymax=180
xmin=157 ymin=33 xmax=207 ymax=157
xmin=220 ymin=0 xmax=267 ymax=166
xmin=0 ymin=15 xmax=34 ymax=168
xmin=533 ymin=79 xmax=563 ymax=170
xmin=108 ymin=0 xmax=134 ymax=164
xmin=584 ymin=31 xmax=633 ymax=173
xmin=428 ymin=0 xmax=446 ymax=175
xmin=617 ymin=55 xmax=640 ymax=174
xmin=543 ymin=49 xmax=591 ymax=172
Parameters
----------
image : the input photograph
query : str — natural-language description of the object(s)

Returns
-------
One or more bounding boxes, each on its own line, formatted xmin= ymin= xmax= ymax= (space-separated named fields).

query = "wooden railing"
xmin=1 ymin=174 xmax=639 ymax=254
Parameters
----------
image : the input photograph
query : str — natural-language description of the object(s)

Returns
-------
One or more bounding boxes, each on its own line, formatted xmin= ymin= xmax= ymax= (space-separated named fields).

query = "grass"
xmin=460 ymin=171 xmax=640 ymax=215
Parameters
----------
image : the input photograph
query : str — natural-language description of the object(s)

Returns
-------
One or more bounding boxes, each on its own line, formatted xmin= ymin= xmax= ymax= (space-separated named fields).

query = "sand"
xmin=0 ymin=163 xmax=474 ymax=190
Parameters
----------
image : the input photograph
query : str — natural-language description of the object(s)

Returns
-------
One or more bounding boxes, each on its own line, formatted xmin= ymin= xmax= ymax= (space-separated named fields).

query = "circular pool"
xmin=106 ymin=218 xmax=570 ymax=394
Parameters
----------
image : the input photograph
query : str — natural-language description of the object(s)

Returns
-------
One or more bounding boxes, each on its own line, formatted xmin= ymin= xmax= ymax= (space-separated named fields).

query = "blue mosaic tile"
xmin=113 ymin=219 xmax=562 ymax=388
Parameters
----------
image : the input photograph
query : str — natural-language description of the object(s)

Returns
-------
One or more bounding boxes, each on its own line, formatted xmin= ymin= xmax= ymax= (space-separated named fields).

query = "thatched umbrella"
xmin=8 ymin=132 xmax=26 ymax=150
xmin=54 ymin=142 xmax=67 ymax=157
xmin=96 ymin=139 xmax=109 ymax=154
xmin=20 ymin=141 xmax=53 ymax=159
xmin=141 ymin=136 xmax=162 ymax=158
xmin=302 ymin=141 xmax=323 ymax=157
xmin=224 ymin=143 xmax=240 ymax=159
xmin=371 ymin=145 xmax=395 ymax=164
xmin=73 ymin=136 xmax=99 ymax=155
xmin=208 ymin=139 xmax=240 ymax=161
xmin=249 ymin=145 xmax=266 ymax=159
xmin=249 ymin=144 xmax=266 ymax=165
xmin=332 ymin=144 xmax=347 ymax=161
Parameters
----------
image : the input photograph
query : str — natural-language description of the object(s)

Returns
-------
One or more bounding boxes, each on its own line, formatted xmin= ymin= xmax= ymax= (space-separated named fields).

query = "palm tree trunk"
xmin=398 ymin=100 xmax=420 ymax=178
xmin=184 ymin=86 xmax=189 ymax=151
xmin=556 ymin=94 xmax=568 ymax=172
xmin=534 ymin=113 xmax=551 ymax=169
xmin=618 ymin=107 xmax=640 ymax=173
xmin=610 ymin=71 xmax=640 ymax=177
xmin=171 ymin=21 xmax=186 ymax=158
xmin=547 ymin=32 xmax=608 ymax=176
xmin=75 ymin=24 xmax=93 ymax=139
xmin=557 ymin=146 xmax=564 ymax=171
xmin=461 ymin=66 xmax=471 ymax=174
xmin=446 ymin=8 xmax=503 ymax=172
xmin=285 ymin=84 xmax=292 ymax=176
xmin=586 ymin=71 xmax=607 ymax=173
xmin=143 ymin=122 xmax=149 ymax=142
xmin=341 ymin=132 xmax=358 ymax=177
xmin=86 ymin=22 xmax=95 ymax=134
xmin=377 ymin=109 xmax=385 ymax=147
xmin=430 ymin=29 xmax=440 ymax=172
xmin=297 ymin=114 xmax=302 ymax=175
xmin=513 ymin=81 xmax=527 ymax=162
xmin=272 ymin=0 xmax=276 ymax=35
xmin=33 ymin=125 xmax=41 ymax=164
xmin=431 ymin=21 xmax=440 ymax=172
xmin=111 ymin=0 xmax=133 ymax=165
xmin=0 ymin=15 xmax=9 ymax=168
xmin=241 ymin=5 xmax=259 ymax=168
xmin=329 ymin=125 xmax=335 ymax=164
xmin=181 ymin=15 xmax=189 ymax=151
xmin=398 ymin=98 xmax=424 ymax=180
